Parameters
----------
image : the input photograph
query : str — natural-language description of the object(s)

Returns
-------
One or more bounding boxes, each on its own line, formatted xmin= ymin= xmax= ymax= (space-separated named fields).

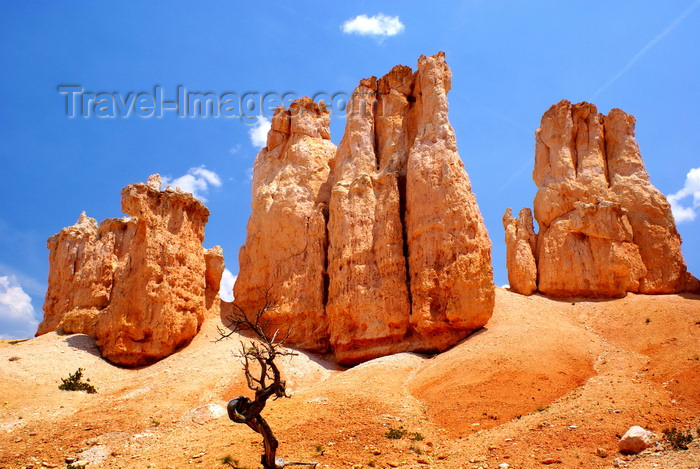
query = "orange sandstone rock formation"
xmin=404 ymin=54 xmax=494 ymax=346
xmin=233 ymin=98 xmax=336 ymax=353
xmin=326 ymin=75 xmax=411 ymax=362
xmin=235 ymin=53 xmax=495 ymax=364
xmin=504 ymin=100 xmax=698 ymax=297
xmin=37 ymin=175 xmax=225 ymax=366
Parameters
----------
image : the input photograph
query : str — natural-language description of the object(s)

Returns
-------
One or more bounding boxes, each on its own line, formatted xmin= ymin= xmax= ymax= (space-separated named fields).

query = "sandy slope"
xmin=1 ymin=288 xmax=698 ymax=469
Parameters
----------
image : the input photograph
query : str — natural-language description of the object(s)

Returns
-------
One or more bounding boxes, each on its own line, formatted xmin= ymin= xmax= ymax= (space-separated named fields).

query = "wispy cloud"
xmin=667 ymin=166 xmax=700 ymax=223
xmin=0 ymin=274 xmax=38 ymax=339
xmin=248 ymin=116 xmax=271 ymax=149
xmin=162 ymin=165 xmax=222 ymax=202
xmin=342 ymin=14 xmax=405 ymax=39
xmin=229 ymin=143 xmax=242 ymax=155
xmin=219 ymin=269 xmax=236 ymax=302
xmin=593 ymin=0 xmax=700 ymax=98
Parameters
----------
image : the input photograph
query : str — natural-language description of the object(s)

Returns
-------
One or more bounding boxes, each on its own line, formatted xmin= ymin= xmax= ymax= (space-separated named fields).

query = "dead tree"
xmin=217 ymin=288 xmax=316 ymax=469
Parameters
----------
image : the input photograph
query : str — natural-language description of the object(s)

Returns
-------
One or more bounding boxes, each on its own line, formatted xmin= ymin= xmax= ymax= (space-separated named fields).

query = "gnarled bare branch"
xmin=218 ymin=286 xmax=307 ymax=469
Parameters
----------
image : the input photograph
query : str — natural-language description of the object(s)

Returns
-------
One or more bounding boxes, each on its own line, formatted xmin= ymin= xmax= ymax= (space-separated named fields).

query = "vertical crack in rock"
xmin=505 ymin=99 xmax=699 ymax=297
xmin=404 ymin=53 xmax=495 ymax=349
xmin=41 ymin=53 xmax=498 ymax=367
xmin=237 ymin=53 xmax=494 ymax=364
xmin=326 ymin=68 xmax=415 ymax=364
xmin=234 ymin=98 xmax=336 ymax=353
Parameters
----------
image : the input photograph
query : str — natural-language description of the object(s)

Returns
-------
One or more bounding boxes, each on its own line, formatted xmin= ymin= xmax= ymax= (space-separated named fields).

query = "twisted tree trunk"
xmin=220 ymin=289 xmax=316 ymax=468
xmin=248 ymin=415 xmax=278 ymax=469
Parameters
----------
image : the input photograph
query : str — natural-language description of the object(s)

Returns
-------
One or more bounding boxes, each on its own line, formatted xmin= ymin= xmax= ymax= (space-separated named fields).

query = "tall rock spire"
xmin=235 ymin=53 xmax=495 ymax=364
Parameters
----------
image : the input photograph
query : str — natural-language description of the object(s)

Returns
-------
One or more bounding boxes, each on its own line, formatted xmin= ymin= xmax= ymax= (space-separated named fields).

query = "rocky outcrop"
xmin=618 ymin=426 xmax=657 ymax=454
xmin=38 ymin=212 xmax=118 ymax=336
xmin=233 ymin=98 xmax=336 ymax=352
xmin=235 ymin=53 xmax=495 ymax=364
xmin=504 ymin=100 xmax=698 ymax=297
xmin=404 ymin=54 xmax=494 ymax=346
xmin=38 ymin=175 xmax=225 ymax=366
xmin=502 ymin=208 xmax=537 ymax=296
xmin=326 ymin=76 xmax=411 ymax=362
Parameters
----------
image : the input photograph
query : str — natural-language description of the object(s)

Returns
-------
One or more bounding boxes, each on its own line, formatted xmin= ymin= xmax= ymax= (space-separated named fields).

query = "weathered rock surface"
xmin=235 ymin=53 xmax=495 ymax=364
xmin=234 ymin=98 xmax=336 ymax=352
xmin=405 ymin=54 xmax=494 ymax=346
xmin=326 ymin=75 xmax=411 ymax=363
xmin=502 ymin=208 xmax=537 ymax=296
xmin=504 ymin=100 xmax=699 ymax=297
xmin=618 ymin=426 xmax=656 ymax=454
xmin=38 ymin=212 xmax=116 ymax=336
xmin=38 ymin=176 xmax=225 ymax=366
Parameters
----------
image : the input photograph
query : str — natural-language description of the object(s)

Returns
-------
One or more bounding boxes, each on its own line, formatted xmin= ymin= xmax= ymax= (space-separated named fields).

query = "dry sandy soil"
xmin=1 ymin=288 xmax=698 ymax=469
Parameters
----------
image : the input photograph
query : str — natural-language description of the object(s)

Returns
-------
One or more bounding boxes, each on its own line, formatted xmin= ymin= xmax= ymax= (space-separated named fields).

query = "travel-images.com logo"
xmin=57 ymin=85 xmax=381 ymax=121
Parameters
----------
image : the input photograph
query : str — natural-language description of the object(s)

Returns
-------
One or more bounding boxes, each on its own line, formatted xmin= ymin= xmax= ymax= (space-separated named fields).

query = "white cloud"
xmin=0 ymin=274 xmax=38 ymax=339
xmin=162 ymin=165 xmax=222 ymax=202
xmin=667 ymin=167 xmax=700 ymax=224
xmin=219 ymin=269 xmax=236 ymax=302
xmin=0 ymin=263 xmax=46 ymax=298
xmin=248 ymin=116 xmax=271 ymax=149
xmin=229 ymin=144 xmax=242 ymax=155
xmin=342 ymin=14 xmax=405 ymax=38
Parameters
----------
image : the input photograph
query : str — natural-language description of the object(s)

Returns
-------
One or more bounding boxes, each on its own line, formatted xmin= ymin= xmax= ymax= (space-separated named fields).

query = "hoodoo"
xmin=504 ymin=100 xmax=699 ymax=297
xmin=37 ymin=175 xmax=224 ymax=366
xmin=235 ymin=53 xmax=495 ymax=364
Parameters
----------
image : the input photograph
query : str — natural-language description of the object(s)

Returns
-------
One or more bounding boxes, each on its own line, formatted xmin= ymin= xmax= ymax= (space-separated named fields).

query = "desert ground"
xmin=1 ymin=288 xmax=698 ymax=469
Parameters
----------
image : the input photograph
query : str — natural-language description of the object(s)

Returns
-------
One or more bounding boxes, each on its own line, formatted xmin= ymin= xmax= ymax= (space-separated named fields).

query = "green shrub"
xmin=662 ymin=427 xmax=693 ymax=450
xmin=58 ymin=368 xmax=96 ymax=394
xmin=385 ymin=426 xmax=407 ymax=439
xmin=219 ymin=455 xmax=239 ymax=467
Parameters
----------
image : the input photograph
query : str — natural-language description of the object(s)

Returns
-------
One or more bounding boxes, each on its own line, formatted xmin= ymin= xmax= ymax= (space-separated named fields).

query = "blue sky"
xmin=1 ymin=1 xmax=698 ymax=339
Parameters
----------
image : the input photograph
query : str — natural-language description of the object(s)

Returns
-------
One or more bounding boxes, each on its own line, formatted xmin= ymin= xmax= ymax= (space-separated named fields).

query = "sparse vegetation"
xmin=384 ymin=426 xmax=423 ymax=442
xmin=58 ymin=368 xmax=96 ymax=394
xmin=218 ymin=287 xmax=316 ymax=469
xmin=645 ymin=317 xmax=651 ymax=324
xmin=66 ymin=464 xmax=87 ymax=469
xmin=150 ymin=418 xmax=160 ymax=427
xmin=314 ymin=444 xmax=324 ymax=454
xmin=8 ymin=356 xmax=20 ymax=361
xmin=219 ymin=455 xmax=239 ymax=467
xmin=385 ymin=426 xmax=407 ymax=439
xmin=662 ymin=427 xmax=693 ymax=450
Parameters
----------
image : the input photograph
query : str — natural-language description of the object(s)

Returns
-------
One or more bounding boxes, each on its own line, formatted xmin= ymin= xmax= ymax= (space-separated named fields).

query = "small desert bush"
xmin=219 ymin=455 xmax=239 ymax=467
xmin=385 ymin=426 xmax=407 ymax=439
xmin=58 ymin=368 xmax=96 ymax=394
xmin=662 ymin=427 xmax=693 ymax=450
xmin=385 ymin=426 xmax=424 ymax=441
